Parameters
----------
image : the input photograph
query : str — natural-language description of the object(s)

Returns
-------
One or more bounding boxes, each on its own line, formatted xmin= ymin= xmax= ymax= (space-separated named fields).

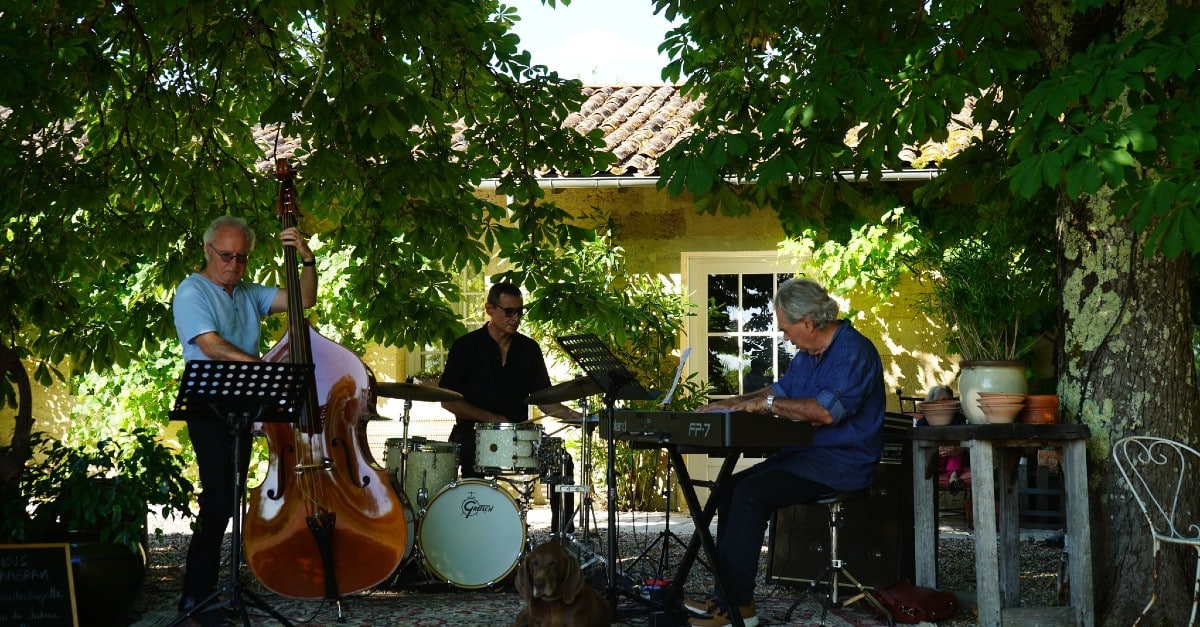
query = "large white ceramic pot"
xmin=958 ymin=360 xmax=1027 ymax=424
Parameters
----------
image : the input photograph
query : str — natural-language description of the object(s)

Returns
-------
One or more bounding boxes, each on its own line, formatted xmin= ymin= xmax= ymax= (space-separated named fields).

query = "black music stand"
xmin=555 ymin=334 xmax=655 ymax=615
xmin=168 ymin=360 xmax=311 ymax=627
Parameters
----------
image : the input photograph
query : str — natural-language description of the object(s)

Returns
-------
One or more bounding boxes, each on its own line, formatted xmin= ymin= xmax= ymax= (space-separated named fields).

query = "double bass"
xmin=242 ymin=159 xmax=407 ymax=603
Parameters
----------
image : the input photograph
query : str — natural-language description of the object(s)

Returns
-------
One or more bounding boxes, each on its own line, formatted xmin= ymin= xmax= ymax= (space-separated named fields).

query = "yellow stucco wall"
xmin=1 ymin=359 xmax=76 ymax=446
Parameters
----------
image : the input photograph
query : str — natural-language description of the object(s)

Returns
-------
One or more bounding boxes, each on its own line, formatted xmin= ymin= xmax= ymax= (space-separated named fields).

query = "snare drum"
xmin=417 ymin=479 xmax=526 ymax=588
xmin=475 ymin=422 xmax=543 ymax=474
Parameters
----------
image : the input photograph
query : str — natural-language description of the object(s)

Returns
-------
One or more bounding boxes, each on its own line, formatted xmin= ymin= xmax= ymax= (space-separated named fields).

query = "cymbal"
xmin=375 ymin=381 xmax=463 ymax=403
xmin=526 ymin=376 xmax=602 ymax=405
xmin=562 ymin=414 xmax=600 ymax=426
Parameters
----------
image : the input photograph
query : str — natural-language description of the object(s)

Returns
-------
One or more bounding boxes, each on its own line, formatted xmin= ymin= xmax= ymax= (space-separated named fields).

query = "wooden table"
xmin=909 ymin=423 xmax=1093 ymax=627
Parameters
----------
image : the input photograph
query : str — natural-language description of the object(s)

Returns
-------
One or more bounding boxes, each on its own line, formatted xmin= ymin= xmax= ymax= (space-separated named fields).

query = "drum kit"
xmin=373 ymin=377 xmax=604 ymax=590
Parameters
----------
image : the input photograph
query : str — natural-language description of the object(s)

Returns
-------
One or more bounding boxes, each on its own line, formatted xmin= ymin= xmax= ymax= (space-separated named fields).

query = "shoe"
xmin=688 ymin=602 xmax=758 ymax=627
xmin=948 ymin=478 xmax=966 ymax=493
xmin=684 ymin=597 xmax=716 ymax=615
xmin=177 ymin=590 xmax=211 ymax=615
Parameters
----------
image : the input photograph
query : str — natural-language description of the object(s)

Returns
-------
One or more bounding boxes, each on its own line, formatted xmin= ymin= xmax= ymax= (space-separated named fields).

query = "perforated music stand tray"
xmin=170 ymin=359 xmax=311 ymax=425
xmin=556 ymin=334 xmax=654 ymax=404
xmin=168 ymin=359 xmax=311 ymax=627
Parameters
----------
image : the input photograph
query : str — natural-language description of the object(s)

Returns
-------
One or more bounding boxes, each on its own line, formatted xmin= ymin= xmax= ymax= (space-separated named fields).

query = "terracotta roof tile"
xmin=565 ymin=85 xmax=699 ymax=176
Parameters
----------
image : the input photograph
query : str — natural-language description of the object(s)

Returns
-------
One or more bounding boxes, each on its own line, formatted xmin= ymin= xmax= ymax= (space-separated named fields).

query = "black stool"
xmin=783 ymin=489 xmax=893 ymax=623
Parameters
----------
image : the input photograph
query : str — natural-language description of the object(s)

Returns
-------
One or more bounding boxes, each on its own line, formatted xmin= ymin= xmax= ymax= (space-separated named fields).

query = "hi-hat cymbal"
xmin=562 ymin=414 xmax=600 ymax=426
xmin=526 ymin=376 xmax=602 ymax=405
xmin=375 ymin=382 xmax=463 ymax=403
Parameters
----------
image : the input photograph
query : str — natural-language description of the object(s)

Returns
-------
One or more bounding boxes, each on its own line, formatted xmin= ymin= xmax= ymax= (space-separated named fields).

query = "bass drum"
xmin=417 ymin=479 xmax=526 ymax=588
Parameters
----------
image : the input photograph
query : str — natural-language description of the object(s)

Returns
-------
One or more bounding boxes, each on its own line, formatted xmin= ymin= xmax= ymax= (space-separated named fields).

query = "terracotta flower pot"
xmin=1024 ymin=395 xmax=1059 ymax=409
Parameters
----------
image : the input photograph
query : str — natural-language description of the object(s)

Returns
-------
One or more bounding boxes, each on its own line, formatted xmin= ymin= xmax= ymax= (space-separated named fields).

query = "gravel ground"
xmin=132 ymin=505 xmax=1068 ymax=625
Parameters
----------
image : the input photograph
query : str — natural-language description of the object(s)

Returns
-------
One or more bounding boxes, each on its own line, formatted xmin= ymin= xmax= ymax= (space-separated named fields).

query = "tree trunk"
xmin=0 ymin=345 xmax=33 ymax=488
xmin=1059 ymin=192 xmax=1200 ymax=624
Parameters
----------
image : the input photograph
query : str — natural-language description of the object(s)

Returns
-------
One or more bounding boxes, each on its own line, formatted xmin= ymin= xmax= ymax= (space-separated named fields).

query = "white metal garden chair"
xmin=1113 ymin=436 xmax=1200 ymax=626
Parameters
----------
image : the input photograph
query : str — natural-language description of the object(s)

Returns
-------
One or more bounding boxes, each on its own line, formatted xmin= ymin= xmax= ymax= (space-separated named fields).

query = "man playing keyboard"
xmin=684 ymin=278 xmax=886 ymax=627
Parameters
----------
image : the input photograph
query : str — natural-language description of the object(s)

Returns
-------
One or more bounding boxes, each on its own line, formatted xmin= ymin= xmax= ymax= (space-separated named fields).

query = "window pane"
xmin=742 ymin=336 xmax=774 ymax=392
xmin=742 ymin=274 xmax=774 ymax=332
xmin=777 ymin=341 xmax=793 ymax=377
xmin=707 ymin=335 xmax=739 ymax=395
xmin=708 ymin=274 xmax=739 ymax=333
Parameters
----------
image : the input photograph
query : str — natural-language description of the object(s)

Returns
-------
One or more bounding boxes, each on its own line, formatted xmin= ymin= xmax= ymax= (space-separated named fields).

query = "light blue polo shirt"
xmin=172 ymin=273 xmax=278 ymax=362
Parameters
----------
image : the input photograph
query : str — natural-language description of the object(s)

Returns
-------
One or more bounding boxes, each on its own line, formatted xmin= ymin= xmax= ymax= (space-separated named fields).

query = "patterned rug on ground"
xmin=133 ymin=587 xmax=890 ymax=626
xmin=131 ymin=552 xmax=893 ymax=627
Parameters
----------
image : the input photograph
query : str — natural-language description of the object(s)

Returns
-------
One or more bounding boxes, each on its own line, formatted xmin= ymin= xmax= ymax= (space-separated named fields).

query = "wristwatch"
xmin=765 ymin=394 xmax=776 ymax=414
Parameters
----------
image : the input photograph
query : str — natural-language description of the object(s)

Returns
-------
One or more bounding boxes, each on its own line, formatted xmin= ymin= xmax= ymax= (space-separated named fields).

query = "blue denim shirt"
xmin=767 ymin=320 xmax=886 ymax=491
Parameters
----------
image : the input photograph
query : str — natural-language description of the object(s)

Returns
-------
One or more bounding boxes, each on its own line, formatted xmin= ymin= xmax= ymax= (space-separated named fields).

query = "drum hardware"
xmin=545 ymin=394 xmax=612 ymax=575
xmin=380 ymin=376 xmax=447 ymax=576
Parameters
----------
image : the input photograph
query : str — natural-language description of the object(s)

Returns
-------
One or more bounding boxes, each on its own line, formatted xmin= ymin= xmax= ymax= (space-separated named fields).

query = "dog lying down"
xmin=513 ymin=541 xmax=612 ymax=626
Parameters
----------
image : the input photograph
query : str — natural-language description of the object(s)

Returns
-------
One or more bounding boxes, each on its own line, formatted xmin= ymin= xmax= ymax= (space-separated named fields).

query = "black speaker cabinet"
xmin=767 ymin=423 xmax=915 ymax=589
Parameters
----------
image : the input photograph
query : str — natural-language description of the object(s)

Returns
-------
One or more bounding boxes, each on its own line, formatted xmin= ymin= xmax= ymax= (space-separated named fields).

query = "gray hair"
xmin=203 ymin=216 xmax=256 ymax=250
xmin=925 ymin=385 xmax=954 ymax=401
xmin=774 ymin=278 xmax=840 ymax=328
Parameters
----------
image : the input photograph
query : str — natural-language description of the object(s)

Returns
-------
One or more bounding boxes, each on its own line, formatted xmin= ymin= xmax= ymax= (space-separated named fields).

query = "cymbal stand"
xmin=573 ymin=395 xmax=599 ymax=542
xmin=397 ymin=389 xmax=414 ymax=500
xmin=554 ymin=396 xmax=606 ymax=571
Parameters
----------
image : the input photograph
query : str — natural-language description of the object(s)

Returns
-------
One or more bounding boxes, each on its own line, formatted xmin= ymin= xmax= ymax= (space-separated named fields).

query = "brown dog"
xmin=513 ymin=541 xmax=612 ymax=626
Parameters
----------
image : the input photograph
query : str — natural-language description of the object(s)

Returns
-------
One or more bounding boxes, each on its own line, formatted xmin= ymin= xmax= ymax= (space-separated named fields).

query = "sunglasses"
xmin=207 ymin=244 xmax=249 ymax=264
xmin=490 ymin=304 xmax=524 ymax=318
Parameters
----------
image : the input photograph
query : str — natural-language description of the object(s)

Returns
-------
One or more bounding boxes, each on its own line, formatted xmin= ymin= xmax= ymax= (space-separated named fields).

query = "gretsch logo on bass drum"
xmin=460 ymin=491 xmax=495 ymax=518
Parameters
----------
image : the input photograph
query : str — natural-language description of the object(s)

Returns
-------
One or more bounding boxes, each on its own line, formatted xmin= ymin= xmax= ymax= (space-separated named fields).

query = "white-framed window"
xmin=682 ymin=251 xmax=809 ymax=488
xmin=683 ymin=252 xmax=806 ymax=394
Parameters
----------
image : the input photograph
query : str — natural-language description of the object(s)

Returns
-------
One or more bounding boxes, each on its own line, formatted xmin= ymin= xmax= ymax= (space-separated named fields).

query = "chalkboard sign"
xmin=0 ymin=544 xmax=79 ymax=626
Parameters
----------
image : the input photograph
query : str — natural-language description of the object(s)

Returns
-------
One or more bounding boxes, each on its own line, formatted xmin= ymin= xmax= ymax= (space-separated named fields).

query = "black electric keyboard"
xmin=602 ymin=409 xmax=814 ymax=450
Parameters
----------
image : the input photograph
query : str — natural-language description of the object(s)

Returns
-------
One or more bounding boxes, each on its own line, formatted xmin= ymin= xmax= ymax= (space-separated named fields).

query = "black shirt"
xmin=438 ymin=324 xmax=552 ymax=424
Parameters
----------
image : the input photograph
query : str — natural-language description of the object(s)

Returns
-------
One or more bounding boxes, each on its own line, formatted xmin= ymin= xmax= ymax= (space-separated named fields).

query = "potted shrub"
xmin=918 ymin=236 xmax=1053 ymax=423
xmin=1 ymin=417 xmax=193 ymax=626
